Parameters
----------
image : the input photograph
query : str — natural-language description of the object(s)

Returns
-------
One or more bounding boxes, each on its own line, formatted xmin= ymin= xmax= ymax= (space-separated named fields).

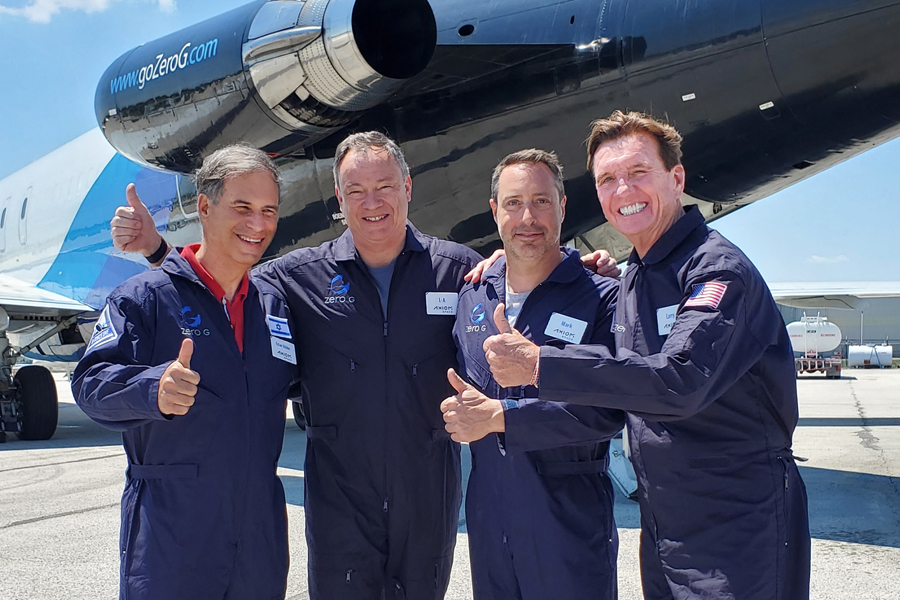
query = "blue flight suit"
xmin=255 ymin=224 xmax=480 ymax=599
xmin=72 ymin=251 xmax=296 ymax=600
xmin=454 ymin=249 xmax=625 ymax=600
xmin=539 ymin=207 xmax=811 ymax=600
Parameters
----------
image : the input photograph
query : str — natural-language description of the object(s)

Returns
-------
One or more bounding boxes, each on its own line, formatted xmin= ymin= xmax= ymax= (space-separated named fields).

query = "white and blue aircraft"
xmin=0 ymin=129 xmax=201 ymax=441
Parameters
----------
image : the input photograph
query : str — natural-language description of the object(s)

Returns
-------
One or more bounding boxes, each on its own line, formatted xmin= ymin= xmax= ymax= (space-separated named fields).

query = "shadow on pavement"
xmin=801 ymin=465 xmax=900 ymax=548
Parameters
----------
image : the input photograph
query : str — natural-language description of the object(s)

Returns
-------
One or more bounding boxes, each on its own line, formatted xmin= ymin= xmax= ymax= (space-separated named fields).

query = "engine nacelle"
xmin=95 ymin=0 xmax=436 ymax=172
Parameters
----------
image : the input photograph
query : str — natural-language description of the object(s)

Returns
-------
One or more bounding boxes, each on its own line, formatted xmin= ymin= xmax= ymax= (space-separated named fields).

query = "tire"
xmin=14 ymin=365 xmax=58 ymax=441
xmin=291 ymin=401 xmax=306 ymax=430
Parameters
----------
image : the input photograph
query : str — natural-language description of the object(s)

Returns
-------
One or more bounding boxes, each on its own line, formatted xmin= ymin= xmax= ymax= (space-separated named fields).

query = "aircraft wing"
xmin=769 ymin=283 xmax=900 ymax=310
xmin=0 ymin=273 xmax=93 ymax=317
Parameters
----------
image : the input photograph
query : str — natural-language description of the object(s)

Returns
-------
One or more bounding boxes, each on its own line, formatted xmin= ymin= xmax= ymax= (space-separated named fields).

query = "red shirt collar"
xmin=180 ymin=244 xmax=249 ymax=303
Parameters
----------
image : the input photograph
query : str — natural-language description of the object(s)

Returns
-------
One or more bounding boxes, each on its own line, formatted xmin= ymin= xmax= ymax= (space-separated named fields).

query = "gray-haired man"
xmin=76 ymin=145 xmax=295 ymax=600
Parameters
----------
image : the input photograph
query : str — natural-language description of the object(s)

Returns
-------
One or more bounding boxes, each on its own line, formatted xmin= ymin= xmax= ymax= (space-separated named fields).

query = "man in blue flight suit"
xmin=110 ymin=132 xmax=486 ymax=599
xmin=465 ymin=112 xmax=812 ymax=600
xmin=441 ymin=149 xmax=624 ymax=600
xmin=73 ymin=145 xmax=297 ymax=600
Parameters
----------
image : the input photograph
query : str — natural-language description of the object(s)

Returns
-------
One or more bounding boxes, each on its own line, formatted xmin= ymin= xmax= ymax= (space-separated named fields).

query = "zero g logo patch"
xmin=180 ymin=305 xmax=210 ymax=337
xmin=466 ymin=303 xmax=488 ymax=333
xmin=329 ymin=275 xmax=350 ymax=296
xmin=471 ymin=304 xmax=486 ymax=324
xmin=325 ymin=274 xmax=355 ymax=304
xmin=181 ymin=306 xmax=201 ymax=328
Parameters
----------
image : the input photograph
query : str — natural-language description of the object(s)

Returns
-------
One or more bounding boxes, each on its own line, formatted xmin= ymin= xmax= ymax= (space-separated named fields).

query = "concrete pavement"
xmin=1 ymin=369 xmax=898 ymax=599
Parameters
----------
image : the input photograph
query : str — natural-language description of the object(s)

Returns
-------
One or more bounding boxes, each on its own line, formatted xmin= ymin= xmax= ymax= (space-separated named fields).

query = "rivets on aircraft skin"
xmin=682 ymin=93 xmax=696 ymax=102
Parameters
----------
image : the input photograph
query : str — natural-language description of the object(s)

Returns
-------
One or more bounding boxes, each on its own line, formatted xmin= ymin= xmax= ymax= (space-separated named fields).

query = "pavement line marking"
xmin=1 ymin=502 xmax=120 ymax=530
xmin=0 ymin=451 xmax=124 ymax=473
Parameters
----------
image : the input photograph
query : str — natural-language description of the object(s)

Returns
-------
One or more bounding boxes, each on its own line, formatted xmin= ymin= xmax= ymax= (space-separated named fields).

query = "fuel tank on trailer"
xmin=95 ymin=0 xmax=437 ymax=172
xmin=787 ymin=316 xmax=842 ymax=355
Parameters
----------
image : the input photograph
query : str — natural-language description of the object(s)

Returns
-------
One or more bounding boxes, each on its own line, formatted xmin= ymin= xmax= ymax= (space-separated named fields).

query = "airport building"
xmin=772 ymin=283 xmax=900 ymax=358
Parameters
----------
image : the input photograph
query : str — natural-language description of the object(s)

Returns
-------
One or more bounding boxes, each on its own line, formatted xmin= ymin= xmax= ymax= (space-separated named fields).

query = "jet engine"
xmin=95 ymin=0 xmax=436 ymax=172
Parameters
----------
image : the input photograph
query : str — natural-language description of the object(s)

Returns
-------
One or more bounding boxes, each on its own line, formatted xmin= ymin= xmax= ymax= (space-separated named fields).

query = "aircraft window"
xmin=18 ymin=191 xmax=29 ymax=245
xmin=1 ymin=207 xmax=6 ymax=228
xmin=458 ymin=24 xmax=475 ymax=37
xmin=570 ymin=15 xmax=575 ymax=24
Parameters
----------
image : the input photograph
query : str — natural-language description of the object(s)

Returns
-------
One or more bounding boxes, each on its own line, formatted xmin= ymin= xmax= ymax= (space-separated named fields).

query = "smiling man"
xmin=73 ymin=144 xmax=296 ymax=600
xmin=475 ymin=112 xmax=811 ymax=600
xmin=442 ymin=149 xmax=624 ymax=600
xmin=110 ymin=132 xmax=483 ymax=600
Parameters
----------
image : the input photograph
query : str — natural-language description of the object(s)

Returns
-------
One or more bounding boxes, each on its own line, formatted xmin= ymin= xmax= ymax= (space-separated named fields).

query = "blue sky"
xmin=1 ymin=0 xmax=898 ymax=284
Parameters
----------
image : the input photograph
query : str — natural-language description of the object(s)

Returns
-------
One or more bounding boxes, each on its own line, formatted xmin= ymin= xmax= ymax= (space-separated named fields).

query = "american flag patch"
xmin=684 ymin=282 xmax=728 ymax=309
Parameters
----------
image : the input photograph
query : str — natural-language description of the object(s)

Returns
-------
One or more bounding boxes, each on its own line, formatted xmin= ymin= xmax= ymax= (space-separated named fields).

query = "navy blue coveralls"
xmin=454 ymin=249 xmax=625 ymax=600
xmin=72 ymin=251 xmax=296 ymax=600
xmin=255 ymin=224 xmax=480 ymax=599
xmin=539 ymin=207 xmax=811 ymax=600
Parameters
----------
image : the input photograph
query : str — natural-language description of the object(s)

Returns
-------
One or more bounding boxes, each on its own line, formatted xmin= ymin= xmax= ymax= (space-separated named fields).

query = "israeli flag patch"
xmin=266 ymin=314 xmax=292 ymax=339
xmin=86 ymin=305 xmax=119 ymax=352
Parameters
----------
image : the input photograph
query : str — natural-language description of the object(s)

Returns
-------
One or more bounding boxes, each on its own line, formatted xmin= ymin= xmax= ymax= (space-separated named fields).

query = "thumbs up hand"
xmin=158 ymin=338 xmax=201 ymax=416
xmin=111 ymin=183 xmax=165 ymax=257
xmin=483 ymin=304 xmax=540 ymax=387
xmin=441 ymin=369 xmax=504 ymax=443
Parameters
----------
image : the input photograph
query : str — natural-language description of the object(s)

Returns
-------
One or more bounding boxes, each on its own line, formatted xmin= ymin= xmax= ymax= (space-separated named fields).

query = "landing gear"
xmin=0 ymin=307 xmax=59 ymax=441
xmin=13 ymin=366 xmax=58 ymax=440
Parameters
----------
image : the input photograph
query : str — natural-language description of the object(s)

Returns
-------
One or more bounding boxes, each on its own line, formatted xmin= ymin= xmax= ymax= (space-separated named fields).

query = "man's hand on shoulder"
xmin=158 ymin=339 xmax=201 ymax=416
xmin=581 ymin=249 xmax=620 ymax=279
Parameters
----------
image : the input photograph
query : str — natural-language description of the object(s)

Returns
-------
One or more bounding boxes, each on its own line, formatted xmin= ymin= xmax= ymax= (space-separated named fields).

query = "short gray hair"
xmin=332 ymin=131 xmax=410 ymax=189
xmin=194 ymin=143 xmax=281 ymax=204
xmin=490 ymin=149 xmax=565 ymax=202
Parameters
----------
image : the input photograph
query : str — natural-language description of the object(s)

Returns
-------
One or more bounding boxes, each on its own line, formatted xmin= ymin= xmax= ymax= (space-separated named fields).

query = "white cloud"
xmin=807 ymin=254 xmax=850 ymax=264
xmin=0 ymin=0 xmax=175 ymax=23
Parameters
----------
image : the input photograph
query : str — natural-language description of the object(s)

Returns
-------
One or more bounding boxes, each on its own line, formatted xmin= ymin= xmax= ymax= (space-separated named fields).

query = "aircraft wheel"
xmin=291 ymin=401 xmax=306 ymax=430
xmin=15 ymin=365 xmax=58 ymax=441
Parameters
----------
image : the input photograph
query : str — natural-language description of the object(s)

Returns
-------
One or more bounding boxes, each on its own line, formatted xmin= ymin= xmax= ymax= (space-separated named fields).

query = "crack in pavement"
xmin=1 ymin=502 xmax=120 ymax=530
xmin=0 ymin=451 xmax=124 ymax=473
xmin=849 ymin=380 xmax=881 ymax=452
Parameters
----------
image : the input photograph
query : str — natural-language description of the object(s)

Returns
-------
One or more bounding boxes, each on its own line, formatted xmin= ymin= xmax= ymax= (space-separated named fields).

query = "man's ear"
xmin=559 ymin=194 xmax=567 ymax=222
xmin=490 ymin=198 xmax=499 ymax=223
xmin=671 ymin=164 xmax=686 ymax=196
xmin=404 ymin=175 xmax=412 ymax=203
xmin=197 ymin=194 xmax=211 ymax=220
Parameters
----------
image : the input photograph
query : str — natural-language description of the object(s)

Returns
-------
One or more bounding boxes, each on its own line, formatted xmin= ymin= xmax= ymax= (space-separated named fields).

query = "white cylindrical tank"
xmin=787 ymin=317 xmax=841 ymax=355
xmin=848 ymin=345 xmax=893 ymax=368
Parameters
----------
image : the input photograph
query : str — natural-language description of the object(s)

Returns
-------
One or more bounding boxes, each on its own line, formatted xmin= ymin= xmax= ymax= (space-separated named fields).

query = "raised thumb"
xmin=493 ymin=303 xmax=513 ymax=334
xmin=126 ymin=183 xmax=146 ymax=211
xmin=177 ymin=338 xmax=194 ymax=369
xmin=447 ymin=368 xmax=469 ymax=394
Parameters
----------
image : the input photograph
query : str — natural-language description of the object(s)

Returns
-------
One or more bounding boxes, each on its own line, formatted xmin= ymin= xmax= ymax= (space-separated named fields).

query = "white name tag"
xmin=425 ymin=292 xmax=458 ymax=316
xmin=657 ymin=304 xmax=678 ymax=336
xmin=544 ymin=313 xmax=588 ymax=344
xmin=266 ymin=314 xmax=291 ymax=339
xmin=271 ymin=337 xmax=297 ymax=365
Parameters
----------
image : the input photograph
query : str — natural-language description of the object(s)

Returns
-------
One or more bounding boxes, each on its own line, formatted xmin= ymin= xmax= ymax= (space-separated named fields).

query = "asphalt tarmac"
xmin=1 ymin=368 xmax=899 ymax=599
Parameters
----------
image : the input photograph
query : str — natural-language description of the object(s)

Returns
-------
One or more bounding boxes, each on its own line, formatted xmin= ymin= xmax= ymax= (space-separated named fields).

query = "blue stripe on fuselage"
xmin=38 ymin=154 xmax=177 ymax=309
